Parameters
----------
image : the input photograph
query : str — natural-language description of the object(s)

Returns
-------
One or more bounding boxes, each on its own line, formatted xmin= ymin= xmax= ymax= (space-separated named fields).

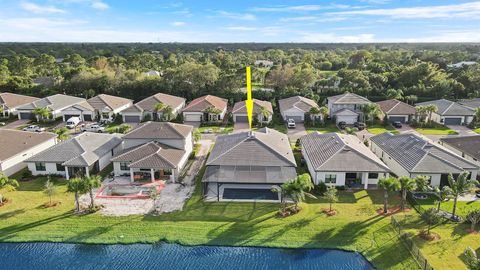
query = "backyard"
xmin=414 ymin=126 xmax=458 ymax=135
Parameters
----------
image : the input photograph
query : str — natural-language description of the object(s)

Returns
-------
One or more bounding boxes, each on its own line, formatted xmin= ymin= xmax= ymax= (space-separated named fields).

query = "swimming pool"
xmin=0 ymin=242 xmax=374 ymax=270
xmin=96 ymin=183 xmax=164 ymax=199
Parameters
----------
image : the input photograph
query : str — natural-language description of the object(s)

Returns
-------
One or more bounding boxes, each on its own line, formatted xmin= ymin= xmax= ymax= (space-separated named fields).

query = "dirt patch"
xmin=376 ymin=206 xmax=411 ymax=216
xmin=418 ymin=230 xmax=441 ymax=241
xmin=0 ymin=198 xmax=10 ymax=207
xmin=42 ymin=201 xmax=61 ymax=208
xmin=277 ymin=206 xmax=302 ymax=218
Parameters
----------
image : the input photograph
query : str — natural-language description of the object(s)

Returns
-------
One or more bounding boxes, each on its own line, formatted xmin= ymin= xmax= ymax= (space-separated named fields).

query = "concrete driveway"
xmin=287 ymin=123 xmax=307 ymax=142
xmin=1 ymin=119 xmax=30 ymax=129
xmin=447 ymin=125 xmax=476 ymax=136
xmin=184 ymin=121 xmax=201 ymax=128
xmin=233 ymin=122 xmax=250 ymax=133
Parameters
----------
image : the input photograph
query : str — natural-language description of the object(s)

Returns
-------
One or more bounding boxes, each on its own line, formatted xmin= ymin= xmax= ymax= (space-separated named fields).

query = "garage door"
xmin=336 ymin=115 xmax=357 ymax=124
xmin=19 ymin=112 xmax=33 ymax=120
xmin=222 ymin=188 xmax=279 ymax=200
xmin=388 ymin=116 xmax=407 ymax=123
xmin=444 ymin=117 xmax=462 ymax=125
xmin=285 ymin=115 xmax=304 ymax=122
xmin=235 ymin=115 xmax=248 ymax=123
xmin=83 ymin=114 xmax=93 ymax=121
xmin=124 ymin=115 xmax=141 ymax=123
xmin=64 ymin=114 xmax=80 ymax=120
xmin=184 ymin=114 xmax=201 ymax=122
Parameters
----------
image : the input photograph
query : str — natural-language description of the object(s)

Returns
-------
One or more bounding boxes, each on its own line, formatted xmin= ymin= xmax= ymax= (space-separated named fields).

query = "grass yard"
xmin=197 ymin=126 xmax=233 ymax=134
xmin=415 ymin=126 xmax=458 ymax=135
xmin=413 ymin=193 xmax=480 ymax=219
xmin=474 ymin=127 xmax=480 ymax=134
xmin=306 ymin=123 xmax=340 ymax=134
xmin=367 ymin=125 xmax=400 ymax=135
xmin=0 ymin=175 xmax=419 ymax=270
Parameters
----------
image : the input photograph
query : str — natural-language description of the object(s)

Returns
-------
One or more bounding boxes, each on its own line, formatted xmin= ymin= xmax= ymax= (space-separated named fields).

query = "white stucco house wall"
xmin=327 ymin=93 xmax=371 ymax=124
xmin=416 ymin=99 xmax=475 ymax=126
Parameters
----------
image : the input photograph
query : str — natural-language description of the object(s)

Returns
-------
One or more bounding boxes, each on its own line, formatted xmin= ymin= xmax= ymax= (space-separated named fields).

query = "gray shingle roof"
xmin=371 ymin=132 xmax=478 ymax=174
xmin=0 ymin=129 xmax=56 ymax=162
xmin=232 ymin=99 xmax=273 ymax=114
xmin=278 ymin=96 xmax=319 ymax=114
xmin=328 ymin=93 xmax=370 ymax=105
xmin=122 ymin=122 xmax=193 ymax=140
xmin=182 ymin=95 xmax=228 ymax=113
xmin=87 ymin=94 xmax=132 ymax=111
xmin=123 ymin=93 xmax=185 ymax=113
xmin=416 ymin=99 xmax=474 ymax=116
xmin=0 ymin=93 xmax=39 ymax=110
xmin=26 ymin=132 xmax=122 ymax=167
xmin=111 ymin=142 xmax=185 ymax=169
xmin=440 ymin=135 xmax=480 ymax=160
xmin=459 ymin=98 xmax=480 ymax=110
xmin=207 ymin=128 xmax=296 ymax=167
xmin=377 ymin=99 xmax=416 ymax=115
xmin=301 ymin=132 xmax=389 ymax=172
xmin=16 ymin=94 xmax=85 ymax=111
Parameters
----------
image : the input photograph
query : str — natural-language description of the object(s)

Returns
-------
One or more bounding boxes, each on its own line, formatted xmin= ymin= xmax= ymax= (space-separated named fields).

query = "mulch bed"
xmin=277 ymin=207 xmax=302 ymax=218
xmin=376 ymin=206 xmax=411 ymax=216
xmin=0 ymin=198 xmax=10 ymax=207
xmin=42 ymin=201 xmax=61 ymax=208
xmin=418 ymin=230 xmax=441 ymax=241
xmin=321 ymin=208 xmax=337 ymax=216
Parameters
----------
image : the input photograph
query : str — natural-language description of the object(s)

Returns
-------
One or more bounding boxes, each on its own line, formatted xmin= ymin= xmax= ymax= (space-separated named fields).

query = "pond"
xmin=0 ymin=242 xmax=374 ymax=270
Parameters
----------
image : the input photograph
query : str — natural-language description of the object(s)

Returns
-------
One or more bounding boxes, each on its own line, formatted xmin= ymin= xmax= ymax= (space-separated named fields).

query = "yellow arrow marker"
xmin=245 ymin=66 xmax=254 ymax=129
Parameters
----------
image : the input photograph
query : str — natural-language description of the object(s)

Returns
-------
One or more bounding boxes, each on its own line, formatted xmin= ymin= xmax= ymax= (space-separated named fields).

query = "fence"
xmin=391 ymin=216 xmax=434 ymax=270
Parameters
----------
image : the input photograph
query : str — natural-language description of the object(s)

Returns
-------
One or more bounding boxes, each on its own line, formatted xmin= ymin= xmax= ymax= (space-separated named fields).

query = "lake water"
xmin=0 ymin=242 xmax=374 ymax=270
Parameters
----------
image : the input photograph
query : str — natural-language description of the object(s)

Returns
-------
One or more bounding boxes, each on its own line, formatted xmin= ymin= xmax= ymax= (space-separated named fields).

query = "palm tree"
xmin=273 ymin=173 xmax=315 ymax=212
xmin=54 ymin=127 xmax=69 ymax=141
xmin=0 ymin=172 xmax=19 ymax=204
xmin=318 ymin=106 xmax=328 ymax=123
xmin=416 ymin=105 xmax=428 ymax=125
xmin=426 ymin=104 xmax=438 ymax=123
xmin=442 ymin=172 xmax=479 ymax=220
xmin=154 ymin=103 xmax=173 ymax=121
xmin=467 ymin=209 xmax=480 ymax=232
xmin=43 ymin=177 xmax=56 ymax=205
xmin=32 ymin=107 xmax=51 ymax=122
xmin=378 ymin=176 xmax=401 ymax=214
xmin=258 ymin=106 xmax=271 ymax=126
xmin=67 ymin=177 xmax=86 ymax=213
xmin=465 ymin=247 xmax=480 ymax=270
xmin=398 ymin=176 xmax=416 ymax=211
xmin=415 ymin=175 xmax=432 ymax=192
xmin=361 ymin=103 xmax=382 ymax=124
xmin=84 ymin=175 xmax=102 ymax=209
xmin=422 ymin=208 xmax=441 ymax=235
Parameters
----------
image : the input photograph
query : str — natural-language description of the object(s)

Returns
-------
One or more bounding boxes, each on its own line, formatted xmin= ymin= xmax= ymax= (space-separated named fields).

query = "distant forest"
xmin=0 ymin=43 xmax=479 ymax=105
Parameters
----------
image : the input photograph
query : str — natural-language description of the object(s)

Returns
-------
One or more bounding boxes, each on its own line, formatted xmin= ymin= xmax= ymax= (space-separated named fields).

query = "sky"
xmin=0 ymin=0 xmax=479 ymax=42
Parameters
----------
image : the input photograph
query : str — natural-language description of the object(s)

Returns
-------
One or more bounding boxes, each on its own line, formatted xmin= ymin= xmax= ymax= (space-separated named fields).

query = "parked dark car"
xmin=354 ymin=122 xmax=366 ymax=130
xmin=392 ymin=121 xmax=403 ymax=128
xmin=338 ymin=121 xmax=347 ymax=129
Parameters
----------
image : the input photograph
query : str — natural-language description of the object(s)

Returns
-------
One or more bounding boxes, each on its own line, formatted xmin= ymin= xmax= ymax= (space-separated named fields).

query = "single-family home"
xmin=416 ymin=99 xmax=475 ymax=125
xmin=301 ymin=132 xmax=390 ymax=189
xmin=16 ymin=94 xmax=85 ymax=121
xmin=25 ymin=132 xmax=122 ymax=179
xmin=447 ymin=61 xmax=477 ymax=68
xmin=182 ymin=95 xmax=228 ymax=123
xmin=203 ymin=128 xmax=297 ymax=202
xmin=0 ymin=129 xmax=57 ymax=176
xmin=439 ymin=135 xmax=480 ymax=170
xmin=0 ymin=92 xmax=39 ymax=118
xmin=232 ymin=99 xmax=273 ymax=124
xmin=377 ymin=99 xmax=416 ymax=123
xmin=143 ymin=70 xmax=161 ymax=77
xmin=60 ymin=100 xmax=95 ymax=121
xmin=278 ymin=96 xmax=320 ymax=123
xmin=458 ymin=98 xmax=480 ymax=111
xmin=327 ymin=93 xmax=371 ymax=124
xmin=86 ymin=94 xmax=133 ymax=121
xmin=111 ymin=122 xmax=193 ymax=182
xmin=121 ymin=93 xmax=185 ymax=123
xmin=370 ymin=132 xmax=479 ymax=187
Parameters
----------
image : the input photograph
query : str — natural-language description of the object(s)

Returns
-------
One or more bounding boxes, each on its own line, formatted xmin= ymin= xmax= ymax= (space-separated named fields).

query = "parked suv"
xmin=338 ymin=121 xmax=347 ymax=129
xmin=354 ymin=122 xmax=366 ymax=130
xmin=81 ymin=123 xmax=105 ymax=133
xmin=287 ymin=119 xmax=296 ymax=129
xmin=392 ymin=121 xmax=403 ymax=128
xmin=23 ymin=125 xmax=45 ymax=132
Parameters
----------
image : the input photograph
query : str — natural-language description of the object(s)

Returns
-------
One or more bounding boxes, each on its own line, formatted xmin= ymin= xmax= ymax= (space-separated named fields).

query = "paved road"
xmin=447 ymin=125 xmax=476 ymax=136
xmin=287 ymin=123 xmax=307 ymax=142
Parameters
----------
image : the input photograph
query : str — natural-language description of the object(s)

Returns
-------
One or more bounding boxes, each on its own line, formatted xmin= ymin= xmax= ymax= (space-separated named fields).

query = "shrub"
xmin=22 ymin=170 xmax=32 ymax=180
xmin=314 ymin=182 xmax=327 ymax=195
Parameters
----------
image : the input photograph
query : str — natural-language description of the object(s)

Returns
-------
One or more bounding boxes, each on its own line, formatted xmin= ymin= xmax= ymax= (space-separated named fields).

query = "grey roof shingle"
xmin=182 ymin=95 xmax=228 ymax=113
xmin=278 ymin=96 xmax=319 ymax=114
xmin=123 ymin=93 xmax=185 ymax=113
xmin=371 ymin=132 xmax=478 ymax=173
xmin=0 ymin=93 xmax=39 ymax=110
xmin=111 ymin=141 xmax=185 ymax=169
xmin=87 ymin=94 xmax=132 ymax=111
xmin=232 ymin=99 xmax=273 ymax=114
xmin=440 ymin=135 xmax=480 ymax=160
xmin=16 ymin=94 xmax=85 ymax=111
xmin=416 ymin=99 xmax=474 ymax=116
xmin=122 ymin=122 xmax=193 ymax=140
xmin=0 ymin=130 xmax=56 ymax=162
xmin=459 ymin=98 xmax=480 ymax=110
xmin=328 ymin=93 xmax=370 ymax=105
xmin=301 ymin=132 xmax=389 ymax=172
xmin=377 ymin=99 xmax=416 ymax=115
xmin=26 ymin=132 xmax=122 ymax=167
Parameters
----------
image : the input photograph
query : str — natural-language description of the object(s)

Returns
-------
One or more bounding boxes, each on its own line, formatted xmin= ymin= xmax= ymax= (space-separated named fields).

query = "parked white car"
xmin=287 ymin=119 xmax=296 ymax=129
xmin=66 ymin=117 xmax=81 ymax=129
xmin=23 ymin=125 xmax=45 ymax=132
xmin=81 ymin=123 xmax=105 ymax=133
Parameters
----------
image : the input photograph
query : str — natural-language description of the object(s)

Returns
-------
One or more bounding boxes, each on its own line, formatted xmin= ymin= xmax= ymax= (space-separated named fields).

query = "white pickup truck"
xmin=23 ymin=125 xmax=46 ymax=132
xmin=287 ymin=119 xmax=296 ymax=129
xmin=81 ymin=124 xmax=105 ymax=133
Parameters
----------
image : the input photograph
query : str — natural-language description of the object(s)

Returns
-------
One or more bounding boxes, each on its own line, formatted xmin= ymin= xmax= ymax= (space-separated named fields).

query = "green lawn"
xmin=197 ymin=126 xmax=233 ymax=134
xmin=415 ymin=126 xmax=458 ymax=135
xmin=367 ymin=125 xmax=400 ymax=135
xmin=413 ymin=193 xmax=480 ymax=218
xmin=0 ymin=175 xmax=418 ymax=270
xmin=474 ymin=127 xmax=480 ymax=134
xmin=306 ymin=124 xmax=340 ymax=134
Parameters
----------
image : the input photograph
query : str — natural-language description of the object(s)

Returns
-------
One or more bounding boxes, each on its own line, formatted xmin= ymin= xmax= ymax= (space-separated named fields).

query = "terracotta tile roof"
xmin=87 ymin=94 xmax=132 ymax=111
xmin=232 ymin=99 xmax=273 ymax=114
xmin=123 ymin=93 xmax=185 ymax=113
xmin=377 ymin=99 xmax=416 ymax=115
xmin=182 ymin=95 xmax=228 ymax=113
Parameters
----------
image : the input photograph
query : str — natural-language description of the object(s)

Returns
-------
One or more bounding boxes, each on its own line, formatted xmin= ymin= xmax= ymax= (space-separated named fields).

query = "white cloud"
xmin=21 ymin=2 xmax=65 ymax=14
xmin=216 ymin=11 xmax=256 ymax=20
xmin=225 ymin=26 xmax=257 ymax=31
xmin=91 ymin=1 xmax=109 ymax=10
xmin=279 ymin=16 xmax=346 ymax=23
xmin=300 ymin=32 xmax=375 ymax=43
xmin=252 ymin=4 xmax=359 ymax=12
xmin=331 ymin=1 xmax=480 ymax=19
xmin=360 ymin=0 xmax=390 ymax=4
xmin=0 ymin=17 xmax=87 ymax=29
xmin=171 ymin=21 xmax=186 ymax=26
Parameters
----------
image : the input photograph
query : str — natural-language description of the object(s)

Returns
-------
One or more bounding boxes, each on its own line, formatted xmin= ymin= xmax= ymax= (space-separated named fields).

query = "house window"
xmin=35 ymin=162 xmax=46 ymax=171
xmin=120 ymin=162 xmax=129 ymax=171
xmin=163 ymin=169 xmax=172 ymax=176
xmin=325 ymin=174 xmax=337 ymax=184
xmin=56 ymin=163 xmax=65 ymax=172
xmin=368 ymin=173 xmax=379 ymax=179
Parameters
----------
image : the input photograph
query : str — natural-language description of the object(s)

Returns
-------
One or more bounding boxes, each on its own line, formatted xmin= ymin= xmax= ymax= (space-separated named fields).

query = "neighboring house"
xmin=60 ymin=100 xmax=95 ymax=121
xmin=370 ymin=132 xmax=479 ymax=187
xmin=111 ymin=122 xmax=193 ymax=182
xmin=182 ymin=95 xmax=228 ymax=123
xmin=327 ymin=93 xmax=371 ymax=124
xmin=0 ymin=130 xmax=57 ymax=176
xmin=16 ymin=94 xmax=85 ymax=121
xmin=278 ymin=96 xmax=320 ymax=123
xmin=447 ymin=61 xmax=477 ymax=68
xmin=121 ymin=93 xmax=185 ymax=123
xmin=232 ymin=99 xmax=273 ymax=124
xmin=254 ymin=60 xmax=274 ymax=68
xmin=301 ymin=132 xmax=390 ymax=189
xmin=87 ymin=94 xmax=133 ymax=121
xmin=25 ymin=132 xmax=122 ymax=179
xmin=439 ymin=135 xmax=480 ymax=169
xmin=203 ymin=128 xmax=297 ymax=202
xmin=0 ymin=92 xmax=39 ymax=118
xmin=377 ymin=99 xmax=416 ymax=123
xmin=416 ymin=99 xmax=475 ymax=125
xmin=143 ymin=70 xmax=161 ymax=76
xmin=458 ymin=98 xmax=480 ymax=110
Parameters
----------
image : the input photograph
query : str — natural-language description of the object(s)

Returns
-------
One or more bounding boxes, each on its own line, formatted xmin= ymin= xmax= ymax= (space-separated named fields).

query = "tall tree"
xmin=43 ymin=178 xmax=56 ymax=205
xmin=84 ymin=175 xmax=102 ymax=209
xmin=67 ymin=177 xmax=86 ymax=213
xmin=442 ymin=172 xmax=479 ymax=220
xmin=398 ymin=176 xmax=416 ymax=211
xmin=378 ymin=177 xmax=401 ymax=214
xmin=0 ymin=172 xmax=19 ymax=204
